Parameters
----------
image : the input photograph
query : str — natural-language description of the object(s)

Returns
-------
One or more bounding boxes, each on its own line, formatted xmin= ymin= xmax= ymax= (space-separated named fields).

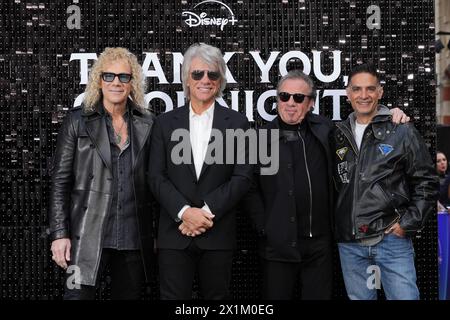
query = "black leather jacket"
xmin=49 ymin=100 xmax=154 ymax=285
xmin=332 ymin=106 xmax=438 ymax=242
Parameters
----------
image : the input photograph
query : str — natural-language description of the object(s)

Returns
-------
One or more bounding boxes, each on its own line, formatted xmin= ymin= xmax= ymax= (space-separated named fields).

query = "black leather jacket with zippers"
xmin=332 ymin=105 xmax=438 ymax=242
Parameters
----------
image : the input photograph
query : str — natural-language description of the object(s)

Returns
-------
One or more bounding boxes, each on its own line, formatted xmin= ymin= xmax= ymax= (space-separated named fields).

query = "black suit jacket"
xmin=149 ymin=103 xmax=253 ymax=250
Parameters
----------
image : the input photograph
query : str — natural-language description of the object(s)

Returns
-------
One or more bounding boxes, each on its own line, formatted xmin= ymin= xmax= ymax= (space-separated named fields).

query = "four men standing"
xmin=49 ymin=44 xmax=437 ymax=300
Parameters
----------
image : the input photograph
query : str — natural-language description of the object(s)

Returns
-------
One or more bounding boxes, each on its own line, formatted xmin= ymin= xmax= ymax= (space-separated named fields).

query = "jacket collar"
xmin=267 ymin=112 xmax=327 ymax=141
xmin=265 ymin=112 xmax=332 ymax=161
xmin=81 ymin=99 xmax=152 ymax=172
xmin=347 ymin=104 xmax=391 ymax=124
xmin=345 ymin=105 xmax=392 ymax=141
xmin=81 ymin=98 xmax=145 ymax=117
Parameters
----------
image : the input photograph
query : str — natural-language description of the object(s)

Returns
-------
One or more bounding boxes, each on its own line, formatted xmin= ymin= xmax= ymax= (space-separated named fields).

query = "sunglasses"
xmin=101 ymin=72 xmax=132 ymax=83
xmin=278 ymin=92 xmax=312 ymax=103
xmin=191 ymin=70 xmax=221 ymax=81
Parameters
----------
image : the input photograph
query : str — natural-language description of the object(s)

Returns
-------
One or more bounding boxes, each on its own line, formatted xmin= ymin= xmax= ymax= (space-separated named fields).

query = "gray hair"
xmin=181 ymin=43 xmax=227 ymax=99
xmin=276 ymin=70 xmax=317 ymax=101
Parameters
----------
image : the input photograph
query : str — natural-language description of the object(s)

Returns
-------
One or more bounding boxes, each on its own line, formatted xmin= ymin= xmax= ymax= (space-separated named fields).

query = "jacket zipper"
xmin=337 ymin=122 xmax=360 ymax=237
xmin=297 ymin=130 xmax=313 ymax=237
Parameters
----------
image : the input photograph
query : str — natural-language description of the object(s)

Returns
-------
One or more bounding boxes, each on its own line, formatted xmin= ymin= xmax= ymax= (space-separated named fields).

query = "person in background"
xmin=437 ymin=151 xmax=450 ymax=207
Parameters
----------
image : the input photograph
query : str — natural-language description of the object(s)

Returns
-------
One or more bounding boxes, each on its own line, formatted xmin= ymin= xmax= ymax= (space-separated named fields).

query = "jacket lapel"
xmin=198 ymin=103 xmax=229 ymax=180
xmin=173 ymin=105 xmax=197 ymax=179
xmin=83 ymin=111 xmax=112 ymax=172
xmin=131 ymin=109 xmax=152 ymax=171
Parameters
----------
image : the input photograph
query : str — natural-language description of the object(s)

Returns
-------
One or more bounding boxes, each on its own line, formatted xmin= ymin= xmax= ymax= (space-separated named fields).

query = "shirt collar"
xmin=189 ymin=102 xmax=215 ymax=120
xmin=102 ymin=104 xmax=130 ymax=119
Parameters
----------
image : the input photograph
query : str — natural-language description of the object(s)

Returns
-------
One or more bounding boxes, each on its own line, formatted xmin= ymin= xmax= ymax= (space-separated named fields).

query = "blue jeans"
xmin=338 ymin=233 xmax=419 ymax=300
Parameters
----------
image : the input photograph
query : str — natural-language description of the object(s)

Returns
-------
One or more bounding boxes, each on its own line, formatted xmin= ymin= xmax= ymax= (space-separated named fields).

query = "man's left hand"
xmin=178 ymin=222 xmax=206 ymax=237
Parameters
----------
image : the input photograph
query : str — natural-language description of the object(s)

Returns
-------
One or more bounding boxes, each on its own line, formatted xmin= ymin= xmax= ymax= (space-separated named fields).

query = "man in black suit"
xmin=149 ymin=43 xmax=253 ymax=299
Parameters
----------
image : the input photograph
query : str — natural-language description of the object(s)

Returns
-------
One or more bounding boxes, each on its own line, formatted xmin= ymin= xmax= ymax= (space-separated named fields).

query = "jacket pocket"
xmin=373 ymin=183 xmax=393 ymax=209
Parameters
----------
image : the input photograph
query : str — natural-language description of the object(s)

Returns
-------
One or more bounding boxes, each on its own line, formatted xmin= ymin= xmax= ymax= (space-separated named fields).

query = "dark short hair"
xmin=347 ymin=63 xmax=380 ymax=86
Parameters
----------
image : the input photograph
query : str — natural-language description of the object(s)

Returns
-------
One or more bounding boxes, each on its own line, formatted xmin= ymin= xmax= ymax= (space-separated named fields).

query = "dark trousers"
xmin=158 ymin=241 xmax=233 ymax=300
xmin=64 ymin=249 xmax=144 ymax=300
xmin=262 ymin=235 xmax=333 ymax=300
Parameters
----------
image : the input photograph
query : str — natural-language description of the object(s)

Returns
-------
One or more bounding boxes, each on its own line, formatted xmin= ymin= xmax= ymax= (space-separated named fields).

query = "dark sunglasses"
xmin=278 ymin=92 xmax=312 ymax=103
xmin=101 ymin=72 xmax=132 ymax=83
xmin=191 ymin=70 xmax=221 ymax=81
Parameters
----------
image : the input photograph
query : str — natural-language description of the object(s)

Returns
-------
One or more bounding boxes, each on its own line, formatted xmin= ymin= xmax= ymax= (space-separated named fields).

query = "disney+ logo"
xmin=182 ymin=0 xmax=238 ymax=31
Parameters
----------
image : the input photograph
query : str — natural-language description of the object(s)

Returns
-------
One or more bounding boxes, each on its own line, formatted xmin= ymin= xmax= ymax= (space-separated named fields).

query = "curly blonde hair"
xmin=83 ymin=47 xmax=146 ymax=111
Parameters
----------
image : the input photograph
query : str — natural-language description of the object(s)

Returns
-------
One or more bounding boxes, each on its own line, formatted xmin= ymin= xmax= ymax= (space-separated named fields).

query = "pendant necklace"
xmin=114 ymin=117 xmax=126 ymax=145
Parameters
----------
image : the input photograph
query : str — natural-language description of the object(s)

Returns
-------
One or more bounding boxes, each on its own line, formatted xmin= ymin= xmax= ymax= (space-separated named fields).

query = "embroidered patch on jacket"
xmin=378 ymin=144 xmax=394 ymax=156
xmin=337 ymin=161 xmax=349 ymax=184
xmin=358 ymin=224 xmax=369 ymax=233
xmin=336 ymin=147 xmax=348 ymax=160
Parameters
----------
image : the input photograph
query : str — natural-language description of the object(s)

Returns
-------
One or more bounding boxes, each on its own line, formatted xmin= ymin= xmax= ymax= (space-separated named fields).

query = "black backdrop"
xmin=0 ymin=0 xmax=437 ymax=299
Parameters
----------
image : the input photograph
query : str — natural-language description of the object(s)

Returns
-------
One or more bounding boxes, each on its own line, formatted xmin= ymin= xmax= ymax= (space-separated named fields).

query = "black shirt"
xmin=102 ymin=107 xmax=140 ymax=250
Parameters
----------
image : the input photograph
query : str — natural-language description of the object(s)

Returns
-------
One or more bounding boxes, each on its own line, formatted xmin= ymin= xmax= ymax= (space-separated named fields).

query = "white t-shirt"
xmin=354 ymin=121 xmax=369 ymax=150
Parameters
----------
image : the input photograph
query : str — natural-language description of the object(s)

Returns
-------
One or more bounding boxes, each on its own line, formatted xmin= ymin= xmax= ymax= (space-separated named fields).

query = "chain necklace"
xmin=105 ymin=104 xmax=127 ymax=146
xmin=113 ymin=117 xmax=126 ymax=145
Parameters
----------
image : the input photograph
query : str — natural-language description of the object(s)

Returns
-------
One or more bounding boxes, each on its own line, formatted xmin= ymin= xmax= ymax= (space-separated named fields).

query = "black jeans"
xmin=262 ymin=235 xmax=333 ymax=300
xmin=63 ymin=249 xmax=144 ymax=300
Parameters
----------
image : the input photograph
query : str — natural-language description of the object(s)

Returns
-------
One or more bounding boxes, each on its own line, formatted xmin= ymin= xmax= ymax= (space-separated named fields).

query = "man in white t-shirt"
xmin=332 ymin=63 xmax=438 ymax=300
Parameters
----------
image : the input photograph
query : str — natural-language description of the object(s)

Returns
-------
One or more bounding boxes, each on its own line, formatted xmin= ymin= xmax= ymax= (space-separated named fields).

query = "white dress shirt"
xmin=190 ymin=103 xmax=215 ymax=179
xmin=177 ymin=103 xmax=215 ymax=220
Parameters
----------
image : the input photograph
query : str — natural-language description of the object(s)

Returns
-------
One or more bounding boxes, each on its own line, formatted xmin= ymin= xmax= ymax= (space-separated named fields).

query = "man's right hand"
xmin=51 ymin=238 xmax=71 ymax=269
xmin=180 ymin=208 xmax=215 ymax=236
